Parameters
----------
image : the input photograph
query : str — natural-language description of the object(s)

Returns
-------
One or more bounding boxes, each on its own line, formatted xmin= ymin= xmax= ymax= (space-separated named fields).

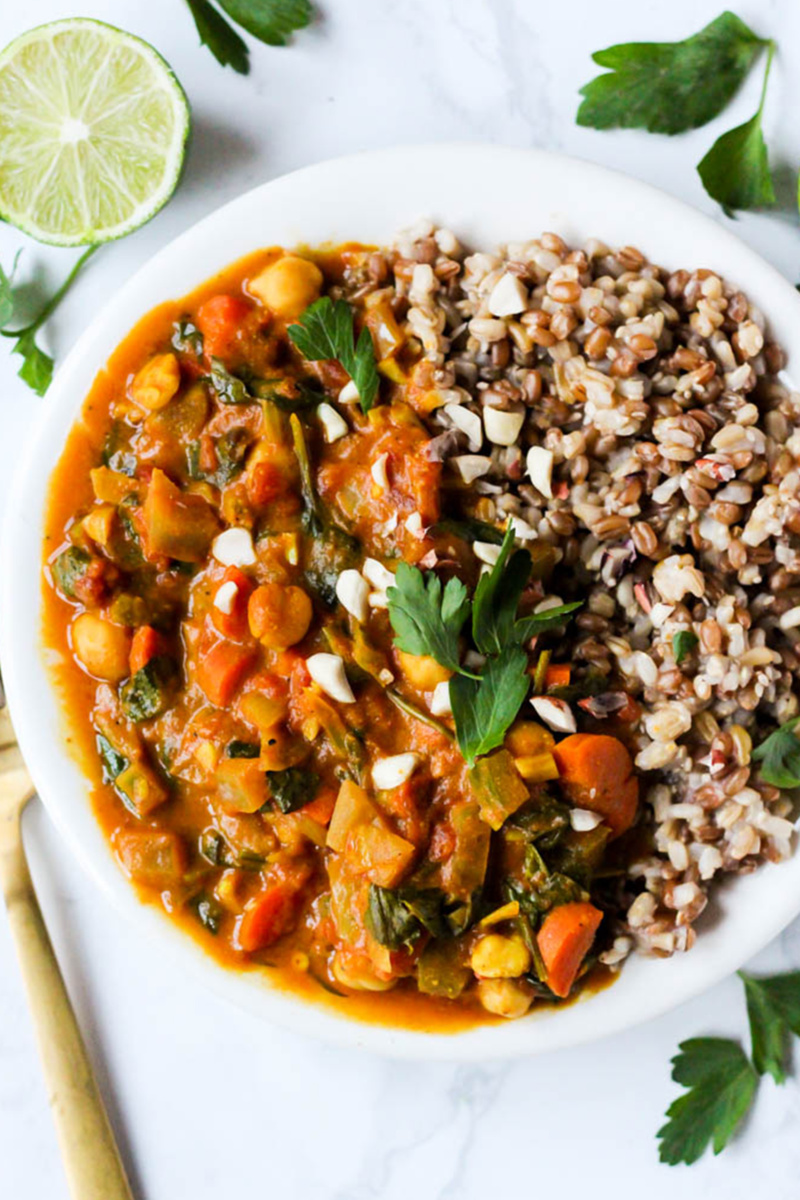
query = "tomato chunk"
xmin=197 ymin=640 xmax=257 ymax=707
xmin=196 ymin=294 xmax=251 ymax=360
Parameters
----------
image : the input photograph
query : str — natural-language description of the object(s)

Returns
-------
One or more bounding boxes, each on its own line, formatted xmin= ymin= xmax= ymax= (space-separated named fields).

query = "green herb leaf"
xmin=265 ymin=766 xmax=319 ymax=814
xmin=190 ymin=892 xmax=223 ymax=935
xmin=657 ymin=1037 xmax=758 ymax=1165
xmin=208 ymin=358 xmax=253 ymax=405
xmin=449 ymin=645 xmax=530 ymax=767
xmin=184 ymin=0 xmax=249 ymax=73
xmin=119 ymin=657 xmax=175 ymax=723
xmin=226 ymin=740 xmax=260 ymax=759
xmin=218 ymin=0 xmax=311 ymax=47
xmin=577 ymin=13 xmax=767 ymax=135
xmin=288 ymin=296 xmax=380 ymax=413
xmin=740 ymin=970 xmax=800 ymax=1084
xmin=472 ymin=526 xmax=531 ymax=656
xmin=514 ymin=601 xmax=583 ymax=644
xmin=365 ymin=884 xmax=422 ymax=950
xmin=172 ymin=318 xmax=204 ymax=356
xmin=673 ymin=630 xmax=699 ymax=664
xmin=387 ymin=561 xmax=470 ymax=673
xmin=752 ymin=717 xmax=800 ymax=789
xmin=96 ymin=733 xmax=128 ymax=783
xmin=51 ymin=545 xmax=92 ymax=600
xmin=433 ymin=517 xmax=504 ymax=546
xmin=13 ymin=329 xmax=53 ymax=396
xmin=697 ymin=110 xmax=775 ymax=214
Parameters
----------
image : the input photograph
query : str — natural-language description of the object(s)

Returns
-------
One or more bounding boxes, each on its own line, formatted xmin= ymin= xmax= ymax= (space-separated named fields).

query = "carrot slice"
xmin=237 ymin=883 xmax=295 ymax=952
xmin=537 ymin=901 xmax=603 ymax=998
xmin=196 ymin=294 xmax=251 ymax=360
xmin=129 ymin=625 xmax=160 ymax=675
xmin=211 ymin=566 xmax=253 ymax=641
xmin=197 ymin=640 xmax=257 ymax=707
xmin=552 ymin=733 xmax=638 ymax=837
xmin=545 ymin=663 xmax=571 ymax=688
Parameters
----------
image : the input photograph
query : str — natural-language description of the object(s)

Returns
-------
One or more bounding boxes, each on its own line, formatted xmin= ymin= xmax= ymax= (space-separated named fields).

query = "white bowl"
xmin=3 ymin=144 xmax=800 ymax=1060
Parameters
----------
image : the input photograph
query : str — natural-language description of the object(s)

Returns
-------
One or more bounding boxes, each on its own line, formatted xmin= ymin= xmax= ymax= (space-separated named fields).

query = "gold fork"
xmin=0 ymin=699 xmax=135 ymax=1200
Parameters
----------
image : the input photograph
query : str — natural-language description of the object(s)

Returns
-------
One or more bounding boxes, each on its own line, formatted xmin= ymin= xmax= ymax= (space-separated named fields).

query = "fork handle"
xmin=0 ymin=770 xmax=134 ymax=1200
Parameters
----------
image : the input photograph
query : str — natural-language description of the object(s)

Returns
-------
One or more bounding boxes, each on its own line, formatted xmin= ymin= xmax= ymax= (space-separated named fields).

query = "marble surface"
xmin=2 ymin=1 xmax=800 ymax=1196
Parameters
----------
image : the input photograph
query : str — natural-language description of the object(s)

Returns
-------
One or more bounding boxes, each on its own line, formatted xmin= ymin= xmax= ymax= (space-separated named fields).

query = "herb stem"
xmin=756 ymin=40 xmax=776 ymax=118
xmin=456 ymin=667 xmax=483 ymax=682
xmin=0 ymin=244 xmax=99 ymax=339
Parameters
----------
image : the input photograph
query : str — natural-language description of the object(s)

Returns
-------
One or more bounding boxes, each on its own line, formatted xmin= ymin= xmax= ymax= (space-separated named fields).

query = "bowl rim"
xmin=3 ymin=141 xmax=800 ymax=1061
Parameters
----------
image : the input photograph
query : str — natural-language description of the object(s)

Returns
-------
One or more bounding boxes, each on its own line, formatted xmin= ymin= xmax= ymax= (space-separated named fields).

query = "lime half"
xmin=0 ymin=19 xmax=190 ymax=246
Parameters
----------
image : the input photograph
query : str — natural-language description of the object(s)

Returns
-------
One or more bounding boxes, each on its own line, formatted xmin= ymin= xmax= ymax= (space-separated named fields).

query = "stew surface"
xmin=43 ymin=226 xmax=795 ymax=1029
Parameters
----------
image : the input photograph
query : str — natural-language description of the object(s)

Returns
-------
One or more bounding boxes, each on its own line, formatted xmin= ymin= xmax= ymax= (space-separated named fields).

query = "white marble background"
xmin=3 ymin=1 xmax=800 ymax=1196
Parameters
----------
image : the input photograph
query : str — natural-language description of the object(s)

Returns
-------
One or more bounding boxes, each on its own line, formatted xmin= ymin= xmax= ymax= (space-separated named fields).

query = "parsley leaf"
xmin=673 ymin=629 xmax=699 ymax=664
xmin=1 ymin=244 xmax=97 ymax=396
xmin=577 ymin=13 xmax=768 ymax=135
xmin=184 ymin=0 xmax=249 ymax=73
xmin=13 ymin=329 xmax=53 ymax=397
xmin=449 ymin=646 xmax=530 ymax=767
xmin=740 ymin=970 xmax=800 ymax=1084
xmin=752 ymin=716 xmax=800 ymax=789
xmin=697 ymin=108 xmax=775 ymax=215
xmin=657 ymin=1038 xmax=757 ymax=1165
xmin=288 ymin=297 xmax=380 ymax=413
xmin=472 ymin=527 xmax=531 ymax=655
xmin=218 ymin=0 xmax=312 ymax=47
xmin=387 ymin=562 xmax=470 ymax=674
xmin=514 ymin=601 xmax=584 ymax=643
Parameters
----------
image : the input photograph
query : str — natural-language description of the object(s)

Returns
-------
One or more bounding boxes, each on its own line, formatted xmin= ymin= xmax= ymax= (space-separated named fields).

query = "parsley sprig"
xmin=577 ymin=12 xmax=778 ymax=215
xmin=183 ymin=0 xmax=311 ymax=74
xmin=288 ymin=297 xmax=380 ymax=414
xmin=658 ymin=969 xmax=800 ymax=1164
xmin=0 ymin=245 xmax=98 ymax=396
xmin=387 ymin=526 xmax=581 ymax=767
xmin=752 ymin=716 xmax=800 ymax=789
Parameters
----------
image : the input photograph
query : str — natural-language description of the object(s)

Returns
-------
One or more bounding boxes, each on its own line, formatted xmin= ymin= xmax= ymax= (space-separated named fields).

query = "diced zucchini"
xmin=344 ymin=823 xmax=416 ymax=889
xmin=469 ymin=750 xmax=529 ymax=832
xmin=90 ymin=465 xmax=143 ymax=504
xmin=51 ymin=546 xmax=91 ymax=600
xmin=116 ymin=829 xmax=186 ymax=887
xmin=441 ymin=801 xmax=491 ymax=901
xmin=417 ymin=939 xmax=470 ymax=999
xmin=115 ymin=761 xmax=170 ymax=816
xmin=142 ymin=468 xmax=219 ymax=562
xmin=215 ymin=757 xmax=268 ymax=814
xmin=327 ymin=781 xmax=377 ymax=853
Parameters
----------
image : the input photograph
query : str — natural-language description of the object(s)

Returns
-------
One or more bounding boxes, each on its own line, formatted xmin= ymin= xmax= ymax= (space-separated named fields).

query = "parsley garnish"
xmin=184 ymin=0 xmax=311 ymax=74
xmin=741 ymin=970 xmax=800 ymax=1084
xmin=657 ymin=1038 xmax=757 ymax=1165
xmin=288 ymin=296 xmax=380 ymax=413
xmin=658 ymin=970 xmax=800 ymax=1164
xmin=0 ymin=245 xmax=98 ymax=395
xmin=387 ymin=526 xmax=581 ymax=768
xmin=577 ymin=13 xmax=767 ymax=134
xmin=388 ymin=563 xmax=470 ymax=674
xmin=577 ymin=13 xmax=777 ymax=214
xmin=752 ymin=716 xmax=800 ymax=789
xmin=672 ymin=629 xmax=698 ymax=664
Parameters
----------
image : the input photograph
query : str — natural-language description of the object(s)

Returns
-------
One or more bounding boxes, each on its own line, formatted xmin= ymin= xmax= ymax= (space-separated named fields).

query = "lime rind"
xmin=0 ymin=18 xmax=190 ymax=246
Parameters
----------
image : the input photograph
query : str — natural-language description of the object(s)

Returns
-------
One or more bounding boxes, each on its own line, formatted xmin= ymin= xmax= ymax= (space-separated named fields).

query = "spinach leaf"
xmin=208 ymin=357 xmax=253 ymax=405
xmin=51 ymin=546 xmax=91 ymax=599
xmin=190 ymin=892 xmax=224 ymax=935
xmin=96 ymin=733 xmax=128 ymax=783
xmin=226 ymin=740 xmax=260 ymax=759
xmin=752 ymin=717 xmax=800 ymax=789
xmin=172 ymin=318 xmax=204 ymax=356
xmin=119 ymin=656 xmax=175 ymax=723
xmin=265 ymin=766 xmax=319 ymax=814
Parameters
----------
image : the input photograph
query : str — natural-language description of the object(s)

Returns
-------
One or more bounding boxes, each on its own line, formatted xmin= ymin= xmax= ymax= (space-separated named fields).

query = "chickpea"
xmin=248 ymin=582 xmax=312 ymax=649
xmin=130 ymin=352 xmax=181 ymax=411
xmin=397 ymin=650 xmax=452 ymax=691
xmin=71 ymin=612 xmax=131 ymax=682
xmin=477 ymin=978 xmax=534 ymax=1019
xmin=470 ymin=934 xmax=531 ymax=979
xmin=505 ymin=720 xmax=554 ymax=757
xmin=331 ymin=950 xmax=396 ymax=992
xmin=248 ymin=255 xmax=323 ymax=320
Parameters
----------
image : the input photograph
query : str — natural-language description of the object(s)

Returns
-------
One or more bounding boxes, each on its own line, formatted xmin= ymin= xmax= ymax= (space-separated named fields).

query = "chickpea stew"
xmin=42 ymin=223 xmax=797 ymax=1029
